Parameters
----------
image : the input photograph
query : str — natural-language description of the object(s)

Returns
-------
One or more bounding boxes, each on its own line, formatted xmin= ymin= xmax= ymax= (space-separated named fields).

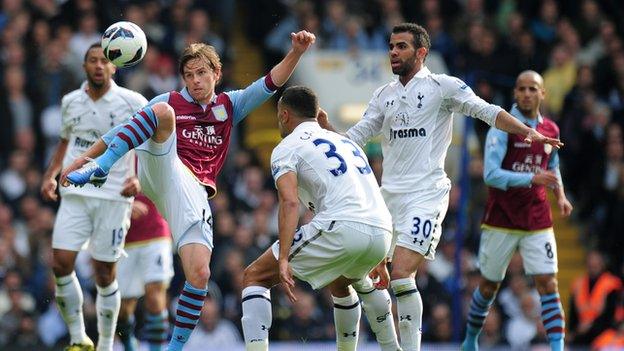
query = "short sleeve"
xmin=270 ymin=143 xmax=298 ymax=183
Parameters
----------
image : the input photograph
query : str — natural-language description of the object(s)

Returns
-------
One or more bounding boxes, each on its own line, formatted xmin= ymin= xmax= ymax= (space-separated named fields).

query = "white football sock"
xmin=241 ymin=286 xmax=272 ymax=351
xmin=391 ymin=278 xmax=423 ymax=351
xmin=354 ymin=278 xmax=401 ymax=351
xmin=95 ymin=280 xmax=121 ymax=351
xmin=333 ymin=292 xmax=361 ymax=351
xmin=55 ymin=272 xmax=89 ymax=344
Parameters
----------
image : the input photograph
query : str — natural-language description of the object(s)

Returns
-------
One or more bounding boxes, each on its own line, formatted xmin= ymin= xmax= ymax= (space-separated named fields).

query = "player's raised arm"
xmin=229 ymin=31 xmax=316 ymax=124
xmin=269 ymin=30 xmax=316 ymax=87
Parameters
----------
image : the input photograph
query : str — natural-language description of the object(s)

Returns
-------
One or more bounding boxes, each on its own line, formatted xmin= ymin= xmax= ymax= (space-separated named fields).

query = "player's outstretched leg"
xmin=67 ymin=102 xmax=172 ymax=187
xmin=460 ymin=285 xmax=497 ymax=351
xmin=535 ymin=275 xmax=565 ymax=351
xmin=353 ymin=277 xmax=401 ymax=351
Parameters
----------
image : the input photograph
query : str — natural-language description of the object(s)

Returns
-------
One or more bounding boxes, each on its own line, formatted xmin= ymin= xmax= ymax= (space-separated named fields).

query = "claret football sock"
xmin=461 ymin=288 xmax=495 ymax=351
xmin=168 ymin=281 xmax=207 ymax=351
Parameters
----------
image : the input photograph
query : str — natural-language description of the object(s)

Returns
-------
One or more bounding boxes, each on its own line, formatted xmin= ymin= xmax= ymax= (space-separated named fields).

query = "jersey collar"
xmin=80 ymin=79 xmax=118 ymax=102
xmin=510 ymin=103 xmax=543 ymax=128
xmin=180 ymin=87 xmax=217 ymax=105
xmin=394 ymin=66 xmax=431 ymax=87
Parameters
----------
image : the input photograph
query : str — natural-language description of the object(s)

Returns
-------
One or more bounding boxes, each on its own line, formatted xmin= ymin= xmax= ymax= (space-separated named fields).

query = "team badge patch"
xmin=211 ymin=105 xmax=228 ymax=121
xmin=544 ymin=144 xmax=552 ymax=154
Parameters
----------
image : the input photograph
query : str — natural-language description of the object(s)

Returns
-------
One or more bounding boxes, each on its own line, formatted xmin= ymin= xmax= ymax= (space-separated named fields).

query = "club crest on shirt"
xmin=394 ymin=112 xmax=410 ymax=127
xmin=544 ymin=144 xmax=553 ymax=154
xmin=211 ymin=105 xmax=228 ymax=121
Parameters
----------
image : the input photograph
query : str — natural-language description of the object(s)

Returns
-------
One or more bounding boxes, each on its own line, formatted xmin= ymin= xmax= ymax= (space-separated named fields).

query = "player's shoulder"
xmin=371 ymin=81 xmax=395 ymax=100
xmin=540 ymin=116 xmax=560 ymax=133
xmin=61 ymin=88 xmax=85 ymax=107
xmin=113 ymin=86 xmax=148 ymax=106
xmin=430 ymin=73 xmax=468 ymax=90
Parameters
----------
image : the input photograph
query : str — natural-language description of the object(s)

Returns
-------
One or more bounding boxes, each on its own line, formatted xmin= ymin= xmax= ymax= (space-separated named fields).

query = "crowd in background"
xmin=0 ymin=0 xmax=623 ymax=349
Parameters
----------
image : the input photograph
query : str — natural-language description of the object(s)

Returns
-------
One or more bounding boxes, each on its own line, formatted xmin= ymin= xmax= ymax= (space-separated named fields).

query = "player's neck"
xmin=86 ymin=82 xmax=111 ymax=101
xmin=399 ymin=64 xmax=423 ymax=86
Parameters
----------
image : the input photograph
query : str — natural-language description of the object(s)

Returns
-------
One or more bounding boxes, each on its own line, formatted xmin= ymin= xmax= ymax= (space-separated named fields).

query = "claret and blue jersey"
xmin=103 ymin=74 xmax=278 ymax=197
xmin=482 ymin=104 xmax=562 ymax=231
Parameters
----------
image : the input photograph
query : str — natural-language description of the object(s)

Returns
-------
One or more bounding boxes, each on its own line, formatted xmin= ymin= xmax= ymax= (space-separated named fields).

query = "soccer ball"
xmin=101 ymin=21 xmax=147 ymax=68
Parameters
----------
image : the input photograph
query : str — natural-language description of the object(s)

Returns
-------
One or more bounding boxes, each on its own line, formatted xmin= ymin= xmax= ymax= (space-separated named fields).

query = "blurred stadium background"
xmin=0 ymin=0 xmax=623 ymax=350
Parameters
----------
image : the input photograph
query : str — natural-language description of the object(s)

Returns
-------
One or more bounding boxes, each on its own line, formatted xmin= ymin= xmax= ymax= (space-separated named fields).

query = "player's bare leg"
xmin=241 ymin=249 xmax=280 ymax=351
xmin=168 ymin=242 xmax=211 ymax=351
xmin=461 ymin=278 xmax=501 ymax=351
xmin=534 ymin=274 xmax=565 ymax=351
xmin=327 ymin=277 xmax=361 ymax=351
xmin=143 ymin=281 xmax=169 ymax=351
xmin=53 ymin=249 xmax=94 ymax=350
xmin=390 ymin=246 xmax=426 ymax=351
xmin=117 ymin=298 xmax=139 ymax=351
xmin=92 ymin=260 xmax=120 ymax=351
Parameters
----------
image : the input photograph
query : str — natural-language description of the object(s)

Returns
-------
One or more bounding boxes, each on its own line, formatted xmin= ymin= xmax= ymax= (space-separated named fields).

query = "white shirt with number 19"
xmin=346 ymin=67 xmax=504 ymax=193
xmin=271 ymin=121 xmax=392 ymax=232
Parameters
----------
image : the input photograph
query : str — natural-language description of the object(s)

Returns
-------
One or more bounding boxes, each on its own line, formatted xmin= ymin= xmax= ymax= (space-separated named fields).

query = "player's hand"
xmin=531 ymin=170 xmax=559 ymax=188
xmin=40 ymin=177 xmax=59 ymax=202
xmin=131 ymin=200 xmax=149 ymax=219
xmin=524 ymin=129 xmax=564 ymax=149
xmin=557 ymin=197 xmax=573 ymax=217
xmin=290 ymin=30 xmax=316 ymax=54
xmin=279 ymin=259 xmax=297 ymax=303
xmin=59 ymin=156 xmax=90 ymax=187
xmin=121 ymin=176 xmax=141 ymax=197
xmin=370 ymin=259 xmax=391 ymax=289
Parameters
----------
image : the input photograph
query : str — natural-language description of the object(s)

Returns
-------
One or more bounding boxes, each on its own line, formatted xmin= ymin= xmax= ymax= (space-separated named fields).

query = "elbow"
xmin=282 ymin=199 xmax=299 ymax=211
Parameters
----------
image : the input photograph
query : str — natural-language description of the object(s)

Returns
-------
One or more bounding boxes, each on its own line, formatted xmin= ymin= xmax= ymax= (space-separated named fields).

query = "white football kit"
xmin=270 ymin=122 xmax=392 ymax=289
xmin=53 ymin=81 xmax=147 ymax=262
xmin=346 ymin=67 xmax=503 ymax=259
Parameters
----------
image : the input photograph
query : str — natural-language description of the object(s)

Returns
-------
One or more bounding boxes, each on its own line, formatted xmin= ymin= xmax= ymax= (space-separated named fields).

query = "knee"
xmin=187 ymin=264 xmax=210 ymax=288
xmin=144 ymin=292 xmax=166 ymax=313
xmin=535 ymin=275 xmax=558 ymax=295
xmin=243 ymin=265 xmax=258 ymax=287
xmin=93 ymin=263 xmax=115 ymax=287
xmin=479 ymin=280 xmax=501 ymax=299
xmin=390 ymin=265 xmax=415 ymax=281
xmin=52 ymin=256 xmax=73 ymax=277
xmin=151 ymin=102 xmax=175 ymax=125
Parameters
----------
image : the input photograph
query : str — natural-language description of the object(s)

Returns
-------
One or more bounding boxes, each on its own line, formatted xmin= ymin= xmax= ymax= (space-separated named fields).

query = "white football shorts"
xmin=383 ymin=185 xmax=451 ymax=260
xmin=52 ymin=195 xmax=132 ymax=262
xmin=478 ymin=226 xmax=558 ymax=282
xmin=117 ymin=239 xmax=174 ymax=298
xmin=136 ymin=134 xmax=213 ymax=252
xmin=271 ymin=220 xmax=391 ymax=289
